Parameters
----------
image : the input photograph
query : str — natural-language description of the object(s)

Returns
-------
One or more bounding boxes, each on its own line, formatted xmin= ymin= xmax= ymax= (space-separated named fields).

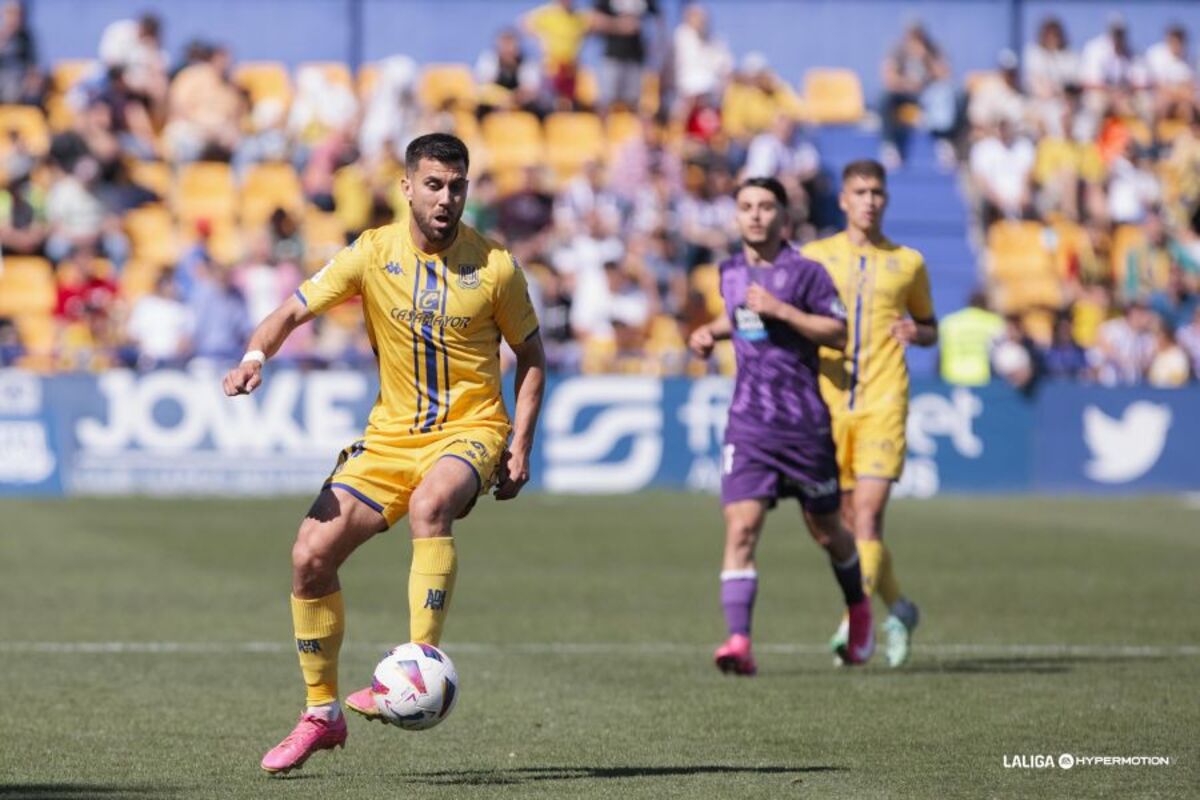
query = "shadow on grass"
xmin=0 ymin=785 xmax=178 ymax=800
xmin=406 ymin=765 xmax=843 ymax=786
xmin=895 ymin=653 xmax=1168 ymax=676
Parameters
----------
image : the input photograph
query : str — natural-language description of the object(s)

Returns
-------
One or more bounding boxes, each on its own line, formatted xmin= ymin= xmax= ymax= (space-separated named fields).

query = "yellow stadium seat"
xmin=177 ymin=218 xmax=244 ymax=265
xmin=123 ymin=204 xmax=179 ymax=267
xmin=481 ymin=111 xmax=543 ymax=172
xmin=357 ymin=62 xmax=380 ymax=101
xmin=544 ymin=112 xmax=604 ymax=179
xmin=120 ymin=260 xmax=167 ymax=302
xmin=304 ymin=207 xmax=347 ymax=271
xmin=0 ymin=256 xmax=55 ymax=316
xmin=52 ymin=59 xmax=97 ymax=94
xmin=418 ymin=64 xmax=476 ymax=110
xmin=14 ymin=312 xmax=55 ymax=353
xmin=175 ymin=161 xmax=237 ymax=224
xmin=0 ymin=105 xmax=50 ymax=156
xmin=803 ymin=68 xmax=864 ymax=125
xmin=240 ymin=161 xmax=304 ymax=227
xmin=606 ymin=111 xmax=643 ymax=158
xmin=575 ymin=68 xmax=598 ymax=108
xmin=299 ymin=61 xmax=353 ymax=91
xmin=995 ymin=274 xmax=1062 ymax=314
xmin=234 ymin=61 xmax=292 ymax=108
xmin=987 ymin=221 xmax=1046 ymax=254
xmin=689 ymin=264 xmax=723 ymax=320
xmin=127 ymin=160 xmax=171 ymax=199
xmin=1111 ymin=224 xmax=1147 ymax=286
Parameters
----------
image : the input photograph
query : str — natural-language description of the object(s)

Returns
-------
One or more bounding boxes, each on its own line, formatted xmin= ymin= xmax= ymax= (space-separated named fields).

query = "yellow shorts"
xmin=832 ymin=405 xmax=907 ymax=491
xmin=324 ymin=426 xmax=508 ymax=526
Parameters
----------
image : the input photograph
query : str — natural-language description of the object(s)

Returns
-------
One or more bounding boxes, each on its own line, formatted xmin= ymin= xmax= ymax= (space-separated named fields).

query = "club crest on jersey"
xmin=772 ymin=271 xmax=788 ymax=290
xmin=385 ymin=261 xmax=404 ymax=276
xmin=886 ymin=257 xmax=900 ymax=273
xmin=457 ymin=264 xmax=480 ymax=289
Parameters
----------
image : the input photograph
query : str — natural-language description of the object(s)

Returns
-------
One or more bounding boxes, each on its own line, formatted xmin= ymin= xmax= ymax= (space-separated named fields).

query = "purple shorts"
xmin=720 ymin=435 xmax=841 ymax=514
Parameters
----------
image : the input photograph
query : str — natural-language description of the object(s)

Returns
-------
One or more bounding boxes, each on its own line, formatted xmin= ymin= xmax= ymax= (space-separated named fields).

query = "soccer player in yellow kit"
xmin=800 ymin=159 xmax=937 ymax=668
xmin=223 ymin=134 xmax=545 ymax=774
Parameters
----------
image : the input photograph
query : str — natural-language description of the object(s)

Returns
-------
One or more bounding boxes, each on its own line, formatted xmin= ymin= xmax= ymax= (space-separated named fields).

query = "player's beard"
xmin=415 ymin=206 xmax=462 ymax=245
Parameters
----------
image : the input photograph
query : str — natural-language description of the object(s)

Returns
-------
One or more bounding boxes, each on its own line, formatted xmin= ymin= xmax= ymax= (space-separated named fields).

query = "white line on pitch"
xmin=2 ymin=642 xmax=1198 ymax=657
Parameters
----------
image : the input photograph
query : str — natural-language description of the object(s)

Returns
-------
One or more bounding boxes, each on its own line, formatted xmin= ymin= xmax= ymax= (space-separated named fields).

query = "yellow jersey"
xmin=801 ymin=232 xmax=934 ymax=412
xmin=526 ymin=3 xmax=590 ymax=70
xmin=296 ymin=221 xmax=539 ymax=439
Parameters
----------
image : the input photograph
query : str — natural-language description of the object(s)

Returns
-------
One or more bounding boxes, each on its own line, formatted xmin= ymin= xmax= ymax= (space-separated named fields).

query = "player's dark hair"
xmin=405 ymin=133 xmax=470 ymax=174
xmin=842 ymin=159 xmax=887 ymax=185
xmin=734 ymin=177 xmax=788 ymax=208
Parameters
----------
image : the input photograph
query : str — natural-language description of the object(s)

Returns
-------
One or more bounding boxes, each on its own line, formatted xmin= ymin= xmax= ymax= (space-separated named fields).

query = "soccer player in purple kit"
xmin=688 ymin=177 xmax=874 ymax=675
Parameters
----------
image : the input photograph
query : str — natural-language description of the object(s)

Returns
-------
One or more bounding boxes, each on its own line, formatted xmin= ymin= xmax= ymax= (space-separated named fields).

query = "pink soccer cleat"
xmin=345 ymin=682 xmax=386 ymax=723
xmin=714 ymin=633 xmax=758 ymax=676
xmin=260 ymin=711 xmax=347 ymax=775
xmin=836 ymin=598 xmax=875 ymax=666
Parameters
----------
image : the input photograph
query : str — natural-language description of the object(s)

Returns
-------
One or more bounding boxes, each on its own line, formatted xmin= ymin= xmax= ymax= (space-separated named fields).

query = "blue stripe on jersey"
xmin=419 ymin=260 xmax=441 ymax=432
xmin=410 ymin=256 xmax=424 ymax=432
xmin=848 ymin=255 xmax=866 ymax=410
xmin=437 ymin=260 xmax=452 ymax=430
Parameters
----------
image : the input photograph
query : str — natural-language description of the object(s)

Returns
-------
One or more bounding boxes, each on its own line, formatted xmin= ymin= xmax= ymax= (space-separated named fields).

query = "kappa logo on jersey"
xmin=385 ymin=261 xmax=404 ymax=276
xmin=424 ymin=589 xmax=447 ymax=610
xmin=296 ymin=638 xmax=322 ymax=654
xmin=457 ymin=265 xmax=480 ymax=289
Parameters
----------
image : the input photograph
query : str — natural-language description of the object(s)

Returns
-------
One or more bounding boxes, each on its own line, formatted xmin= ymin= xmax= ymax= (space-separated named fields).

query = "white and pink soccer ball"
xmin=371 ymin=642 xmax=459 ymax=730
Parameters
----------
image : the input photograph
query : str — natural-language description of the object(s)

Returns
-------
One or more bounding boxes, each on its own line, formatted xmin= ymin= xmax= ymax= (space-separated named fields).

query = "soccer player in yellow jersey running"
xmin=800 ymin=159 xmax=938 ymax=668
xmin=223 ymin=134 xmax=546 ymax=774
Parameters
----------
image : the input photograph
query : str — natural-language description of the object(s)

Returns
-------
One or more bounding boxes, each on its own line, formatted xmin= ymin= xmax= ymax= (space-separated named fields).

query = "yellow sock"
xmin=877 ymin=543 xmax=902 ymax=607
xmin=291 ymin=591 xmax=344 ymax=706
xmin=409 ymin=537 xmax=457 ymax=646
xmin=856 ymin=539 xmax=884 ymax=600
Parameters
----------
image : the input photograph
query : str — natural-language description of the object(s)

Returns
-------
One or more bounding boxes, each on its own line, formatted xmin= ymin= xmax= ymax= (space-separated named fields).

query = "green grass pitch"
xmin=1 ymin=493 xmax=1197 ymax=799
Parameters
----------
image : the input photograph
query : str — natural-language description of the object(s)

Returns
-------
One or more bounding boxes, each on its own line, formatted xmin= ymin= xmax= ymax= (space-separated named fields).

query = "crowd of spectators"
xmin=0 ymin=2 xmax=1196 ymax=388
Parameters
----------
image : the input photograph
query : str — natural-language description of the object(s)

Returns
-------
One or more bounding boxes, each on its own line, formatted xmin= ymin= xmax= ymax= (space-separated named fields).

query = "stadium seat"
xmin=177 ymin=218 xmax=244 ymax=265
xmin=303 ymin=206 xmax=347 ymax=271
xmin=298 ymin=61 xmax=353 ymax=91
xmin=544 ymin=112 xmax=605 ymax=180
xmin=606 ymin=111 xmax=643 ymax=158
xmin=987 ymin=220 xmax=1046 ymax=255
xmin=51 ymin=59 xmax=97 ymax=94
xmin=481 ymin=111 xmax=543 ymax=173
xmin=357 ymin=62 xmax=380 ymax=101
xmin=0 ymin=105 xmax=50 ymax=156
xmin=127 ymin=159 xmax=171 ymax=199
xmin=418 ymin=64 xmax=476 ymax=110
xmin=240 ymin=162 xmax=304 ymax=227
xmin=803 ymin=68 xmax=864 ymax=125
xmin=0 ymin=256 xmax=55 ymax=317
xmin=119 ymin=260 xmax=166 ymax=302
xmin=688 ymin=264 xmax=724 ymax=319
xmin=234 ymin=61 xmax=292 ymax=109
xmin=575 ymin=68 xmax=598 ymax=108
xmin=175 ymin=161 xmax=237 ymax=225
xmin=123 ymin=204 xmax=179 ymax=267
xmin=14 ymin=312 xmax=55 ymax=354
xmin=1050 ymin=220 xmax=1089 ymax=280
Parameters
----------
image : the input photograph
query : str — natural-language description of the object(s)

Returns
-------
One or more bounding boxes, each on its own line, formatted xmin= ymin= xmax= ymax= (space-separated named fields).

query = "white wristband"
xmin=241 ymin=350 xmax=266 ymax=366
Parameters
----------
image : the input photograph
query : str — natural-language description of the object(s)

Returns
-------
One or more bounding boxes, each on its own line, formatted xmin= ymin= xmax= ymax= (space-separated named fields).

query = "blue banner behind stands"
xmin=0 ymin=369 xmax=1196 ymax=498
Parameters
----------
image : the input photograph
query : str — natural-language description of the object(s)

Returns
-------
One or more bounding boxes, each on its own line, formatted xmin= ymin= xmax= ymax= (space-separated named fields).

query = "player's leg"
xmin=828 ymin=414 xmax=857 ymax=657
xmin=262 ymin=486 xmax=387 ymax=774
xmin=715 ymin=499 xmax=768 ymax=676
xmin=851 ymin=477 xmax=919 ymax=667
xmin=803 ymin=507 xmax=873 ymax=665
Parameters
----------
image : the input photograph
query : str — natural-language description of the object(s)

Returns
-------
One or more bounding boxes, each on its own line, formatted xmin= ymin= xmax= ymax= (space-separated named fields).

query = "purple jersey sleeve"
xmin=795 ymin=260 xmax=847 ymax=322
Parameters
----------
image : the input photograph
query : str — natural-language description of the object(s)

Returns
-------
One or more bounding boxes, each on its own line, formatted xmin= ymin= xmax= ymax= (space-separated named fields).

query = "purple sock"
xmin=720 ymin=570 xmax=758 ymax=636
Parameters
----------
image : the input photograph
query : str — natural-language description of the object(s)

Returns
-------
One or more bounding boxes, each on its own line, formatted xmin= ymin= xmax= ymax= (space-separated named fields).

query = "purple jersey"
xmin=719 ymin=246 xmax=846 ymax=443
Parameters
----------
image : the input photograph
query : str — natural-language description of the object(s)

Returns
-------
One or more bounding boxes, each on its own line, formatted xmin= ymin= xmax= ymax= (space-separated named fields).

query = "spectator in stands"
xmin=93 ymin=66 xmax=160 ymax=161
xmin=497 ymin=166 xmax=555 ymax=249
xmin=165 ymin=43 xmax=245 ymax=162
xmin=1149 ymin=265 xmax=1199 ymax=331
xmin=358 ymin=55 xmax=419 ymax=167
xmin=268 ymin=206 xmax=305 ymax=266
xmin=1031 ymin=99 xmax=1105 ymax=222
xmin=1089 ymin=301 xmax=1157 ymax=385
xmin=463 ymin=171 xmax=500 ymax=237
xmin=126 ymin=269 xmax=193 ymax=369
xmin=288 ymin=64 xmax=358 ymax=158
xmin=1146 ymin=316 xmax=1191 ymax=387
xmin=1176 ymin=305 xmax=1200 ymax=375
xmin=0 ymin=316 xmax=20 ymax=365
xmin=591 ymin=0 xmax=663 ymax=112
xmin=879 ymin=22 xmax=957 ymax=168
xmin=233 ymin=229 xmax=311 ymax=361
xmin=720 ymin=51 xmax=801 ymax=142
xmin=1079 ymin=14 xmax=1144 ymax=94
xmin=523 ymin=0 xmax=591 ymax=109
xmin=991 ymin=314 xmax=1039 ymax=392
xmin=1145 ymin=24 xmax=1193 ymax=91
xmin=53 ymin=246 xmax=118 ymax=325
xmin=0 ymin=156 xmax=47 ymax=256
xmin=968 ymin=50 xmax=1027 ymax=130
xmin=670 ymin=3 xmax=731 ymax=110
xmin=1023 ymin=17 xmax=1079 ymax=101
xmin=939 ymin=290 xmax=1004 ymax=386
xmin=1040 ymin=314 xmax=1088 ymax=380
xmin=1121 ymin=209 xmax=1172 ymax=303
xmin=188 ymin=256 xmax=252 ymax=363
xmin=45 ymin=155 xmax=129 ymax=267
xmin=0 ymin=0 xmax=37 ymax=105
xmin=969 ymin=119 xmax=1036 ymax=226
xmin=97 ymin=12 xmax=167 ymax=114
xmin=475 ymin=28 xmax=542 ymax=117
xmin=742 ymin=114 xmax=818 ymax=182
xmin=233 ymin=98 xmax=290 ymax=174
xmin=678 ymin=163 xmax=735 ymax=268
xmin=554 ymin=159 xmax=623 ymax=237
xmin=1106 ymin=141 xmax=1161 ymax=225
xmin=571 ymin=257 xmax=654 ymax=357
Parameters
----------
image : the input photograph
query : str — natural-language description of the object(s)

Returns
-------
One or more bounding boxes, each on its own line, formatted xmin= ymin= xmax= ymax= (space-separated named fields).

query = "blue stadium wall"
xmin=28 ymin=1 xmax=1200 ymax=103
xmin=1 ymin=369 xmax=1197 ymax=498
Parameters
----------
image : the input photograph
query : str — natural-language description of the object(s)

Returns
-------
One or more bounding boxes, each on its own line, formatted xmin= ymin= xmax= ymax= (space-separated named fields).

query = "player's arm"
xmin=745 ymin=283 xmax=847 ymax=349
xmin=687 ymin=313 xmax=732 ymax=357
xmin=222 ymin=295 xmax=313 ymax=396
xmin=495 ymin=332 xmax=546 ymax=501
xmin=893 ymin=258 xmax=938 ymax=347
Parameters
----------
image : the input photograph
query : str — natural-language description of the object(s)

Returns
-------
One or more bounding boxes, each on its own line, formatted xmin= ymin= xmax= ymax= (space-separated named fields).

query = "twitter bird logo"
xmin=1083 ymin=402 xmax=1172 ymax=484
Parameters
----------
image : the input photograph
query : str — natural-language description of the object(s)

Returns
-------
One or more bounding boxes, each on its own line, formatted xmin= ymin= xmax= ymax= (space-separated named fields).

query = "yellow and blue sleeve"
xmin=295 ymin=235 xmax=371 ymax=316
xmin=493 ymin=253 xmax=540 ymax=346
